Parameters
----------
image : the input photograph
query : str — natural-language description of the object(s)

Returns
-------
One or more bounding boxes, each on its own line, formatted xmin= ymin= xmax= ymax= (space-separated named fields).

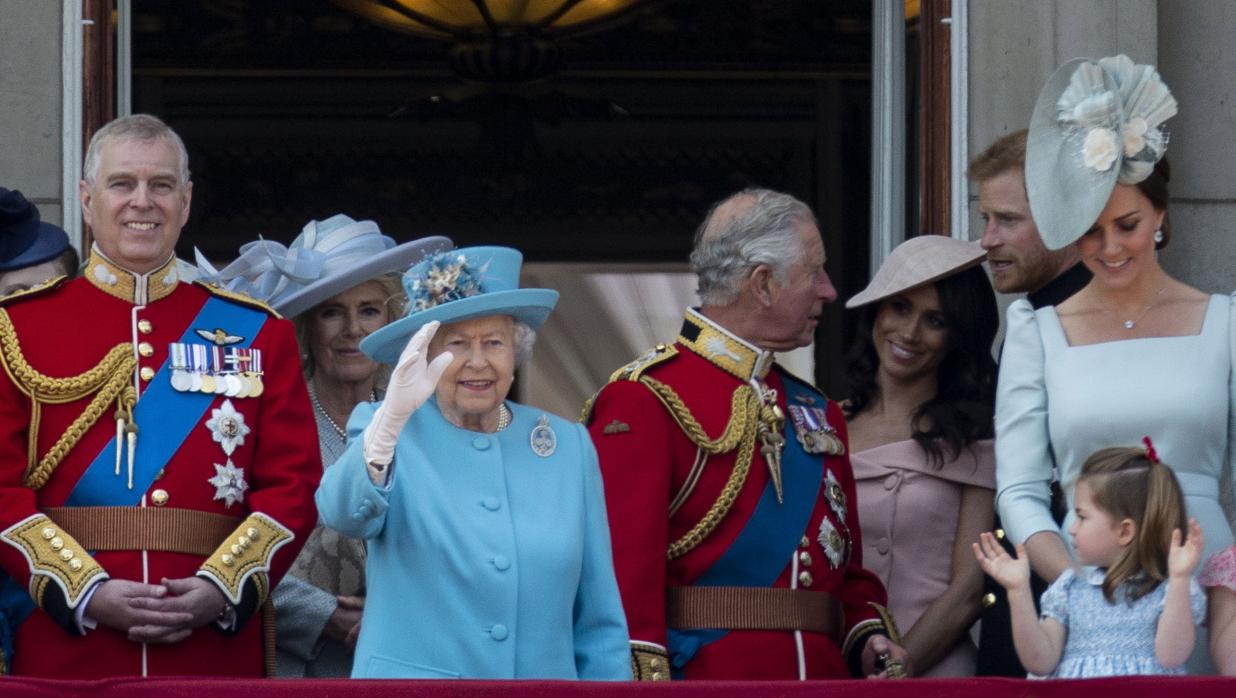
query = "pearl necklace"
xmin=495 ymin=404 xmax=512 ymax=432
xmin=309 ymin=381 xmax=375 ymax=441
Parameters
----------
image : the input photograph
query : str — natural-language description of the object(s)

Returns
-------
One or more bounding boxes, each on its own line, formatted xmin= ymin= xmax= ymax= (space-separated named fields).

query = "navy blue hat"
xmin=0 ymin=188 xmax=71 ymax=271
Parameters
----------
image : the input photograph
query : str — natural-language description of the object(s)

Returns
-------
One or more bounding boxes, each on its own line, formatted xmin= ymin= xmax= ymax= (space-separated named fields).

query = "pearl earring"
xmin=1153 ymin=229 xmax=1164 ymax=244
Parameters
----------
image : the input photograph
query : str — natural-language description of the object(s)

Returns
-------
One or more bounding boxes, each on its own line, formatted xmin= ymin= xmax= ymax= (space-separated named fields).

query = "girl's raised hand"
xmin=1168 ymin=518 xmax=1204 ymax=579
xmin=972 ymin=531 xmax=1030 ymax=592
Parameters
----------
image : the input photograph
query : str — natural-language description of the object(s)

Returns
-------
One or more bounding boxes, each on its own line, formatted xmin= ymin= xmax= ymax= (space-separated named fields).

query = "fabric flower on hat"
xmin=1082 ymin=127 xmax=1119 ymax=172
xmin=406 ymin=252 xmax=484 ymax=312
xmin=1055 ymin=54 xmax=1176 ymax=185
xmin=1123 ymin=116 xmax=1148 ymax=157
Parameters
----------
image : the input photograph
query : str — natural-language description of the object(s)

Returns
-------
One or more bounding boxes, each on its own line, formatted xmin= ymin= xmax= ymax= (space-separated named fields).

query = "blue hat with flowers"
xmin=195 ymin=213 xmax=452 ymax=317
xmin=0 ymin=187 xmax=72 ymax=272
xmin=1026 ymin=55 xmax=1177 ymax=250
xmin=361 ymin=246 xmax=559 ymax=364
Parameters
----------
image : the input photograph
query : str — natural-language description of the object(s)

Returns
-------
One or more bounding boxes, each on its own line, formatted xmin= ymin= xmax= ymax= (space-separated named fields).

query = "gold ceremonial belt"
xmin=667 ymin=586 xmax=840 ymax=640
xmin=41 ymin=507 xmax=241 ymax=556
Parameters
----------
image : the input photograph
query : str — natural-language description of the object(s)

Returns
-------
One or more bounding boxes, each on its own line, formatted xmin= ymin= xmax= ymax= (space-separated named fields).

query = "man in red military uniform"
xmin=587 ymin=188 xmax=909 ymax=680
xmin=0 ymin=114 xmax=319 ymax=677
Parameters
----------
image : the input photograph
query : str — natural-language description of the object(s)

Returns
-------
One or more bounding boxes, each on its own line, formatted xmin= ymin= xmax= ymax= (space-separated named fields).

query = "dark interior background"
xmin=131 ymin=0 xmax=875 ymax=393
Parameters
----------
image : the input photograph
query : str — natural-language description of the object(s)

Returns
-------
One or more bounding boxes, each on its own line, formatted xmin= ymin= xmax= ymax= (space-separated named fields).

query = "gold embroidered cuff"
xmin=631 ymin=641 xmax=670 ymax=681
xmin=842 ymin=617 xmax=887 ymax=658
xmin=1 ymin=514 xmax=108 ymax=609
xmin=197 ymin=512 xmax=293 ymax=605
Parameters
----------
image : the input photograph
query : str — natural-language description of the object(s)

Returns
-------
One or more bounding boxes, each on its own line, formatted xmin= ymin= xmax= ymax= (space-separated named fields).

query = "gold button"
xmin=41 ymin=527 xmax=56 ymax=540
xmin=137 ymin=319 xmax=153 ymax=334
xmin=69 ymin=558 xmax=83 ymax=571
xmin=799 ymin=551 xmax=813 ymax=566
xmin=59 ymin=549 xmax=73 ymax=561
xmin=50 ymin=537 xmax=64 ymax=551
xmin=800 ymin=536 xmax=810 ymax=549
xmin=994 ymin=528 xmax=1006 ymax=540
xmin=221 ymin=554 xmax=235 ymax=566
xmin=138 ymin=342 xmax=154 ymax=357
xmin=798 ymin=571 xmax=813 ymax=588
xmin=982 ymin=592 xmax=997 ymax=609
xmin=139 ymin=366 xmax=155 ymax=381
xmin=151 ymin=489 xmax=169 ymax=506
xmin=230 ymin=544 xmax=242 ymax=556
xmin=237 ymin=535 xmax=250 ymax=548
xmin=246 ymin=527 xmax=259 ymax=540
xmin=651 ymin=672 xmax=664 ymax=681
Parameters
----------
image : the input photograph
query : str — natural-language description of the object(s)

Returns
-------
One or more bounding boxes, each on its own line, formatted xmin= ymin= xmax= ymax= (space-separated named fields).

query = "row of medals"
xmin=168 ymin=343 xmax=265 ymax=398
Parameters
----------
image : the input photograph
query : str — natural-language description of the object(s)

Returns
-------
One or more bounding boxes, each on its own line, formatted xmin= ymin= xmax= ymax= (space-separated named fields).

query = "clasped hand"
xmin=85 ymin=576 xmax=227 ymax=644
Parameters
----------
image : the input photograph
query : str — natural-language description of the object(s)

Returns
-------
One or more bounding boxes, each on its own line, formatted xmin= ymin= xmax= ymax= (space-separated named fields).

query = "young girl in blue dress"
xmin=975 ymin=440 xmax=1207 ymax=677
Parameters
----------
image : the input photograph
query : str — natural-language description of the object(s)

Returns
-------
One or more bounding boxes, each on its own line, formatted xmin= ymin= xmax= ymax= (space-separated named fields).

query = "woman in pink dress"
xmin=844 ymin=236 xmax=999 ymax=676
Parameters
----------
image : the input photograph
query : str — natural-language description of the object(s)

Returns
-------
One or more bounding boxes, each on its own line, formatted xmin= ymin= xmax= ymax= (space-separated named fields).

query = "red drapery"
xmin=2 ymin=677 xmax=1235 ymax=697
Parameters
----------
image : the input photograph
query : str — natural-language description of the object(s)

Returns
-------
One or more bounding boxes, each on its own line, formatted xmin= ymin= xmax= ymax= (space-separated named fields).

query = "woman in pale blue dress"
xmin=995 ymin=55 xmax=1235 ymax=672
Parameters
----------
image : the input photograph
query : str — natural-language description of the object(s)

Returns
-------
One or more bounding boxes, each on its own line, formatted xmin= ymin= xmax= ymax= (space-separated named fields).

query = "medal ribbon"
xmin=65 ymin=297 xmax=268 ymax=506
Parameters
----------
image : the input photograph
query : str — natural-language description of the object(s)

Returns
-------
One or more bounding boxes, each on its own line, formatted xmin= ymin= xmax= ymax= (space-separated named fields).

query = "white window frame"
xmin=870 ymin=0 xmax=969 ymax=273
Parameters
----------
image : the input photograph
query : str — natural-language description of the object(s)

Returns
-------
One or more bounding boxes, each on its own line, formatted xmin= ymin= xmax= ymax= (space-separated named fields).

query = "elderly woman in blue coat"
xmin=316 ymin=246 xmax=631 ymax=680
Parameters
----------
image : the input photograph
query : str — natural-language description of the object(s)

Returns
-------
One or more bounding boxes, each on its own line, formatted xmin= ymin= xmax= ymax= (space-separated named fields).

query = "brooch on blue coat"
xmin=530 ymin=414 xmax=556 ymax=457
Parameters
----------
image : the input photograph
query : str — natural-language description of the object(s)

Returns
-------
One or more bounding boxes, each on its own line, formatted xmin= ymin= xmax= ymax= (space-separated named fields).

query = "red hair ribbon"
xmin=1142 ymin=436 xmax=1160 ymax=464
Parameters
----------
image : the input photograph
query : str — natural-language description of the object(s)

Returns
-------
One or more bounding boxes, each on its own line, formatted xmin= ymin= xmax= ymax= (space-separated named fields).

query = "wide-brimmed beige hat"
xmin=846 ymin=235 xmax=986 ymax=309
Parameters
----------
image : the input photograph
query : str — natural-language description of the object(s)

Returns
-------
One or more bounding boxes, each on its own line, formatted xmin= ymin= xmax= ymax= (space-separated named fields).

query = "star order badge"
xmin=208 ymin=459 xmax=249 ymax=508
xmin=530 ymin=414 xmax=557 ymax=457
xmin=817 ymin=517 xmax=846 ymax=569
xmin=824 ymin=469 xmax=847 ymax=521
xmin=205 ymin=399 xmax=250 ymax=456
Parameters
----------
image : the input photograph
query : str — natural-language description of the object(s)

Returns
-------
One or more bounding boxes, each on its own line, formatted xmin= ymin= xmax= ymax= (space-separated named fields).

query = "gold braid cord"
xmin=0 ymin=309 xmax=137 ymax=489
xmin=638 ymin=377 xmax=760 ymax=560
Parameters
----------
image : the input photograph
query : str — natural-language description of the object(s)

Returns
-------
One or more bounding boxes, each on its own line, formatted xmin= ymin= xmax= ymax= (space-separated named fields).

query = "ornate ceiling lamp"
xmin=334 ymin=0 xmax=655 ymax=82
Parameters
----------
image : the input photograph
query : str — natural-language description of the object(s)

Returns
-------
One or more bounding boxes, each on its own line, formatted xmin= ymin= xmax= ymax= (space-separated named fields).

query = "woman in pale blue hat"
xmin=198 ymin=214 xmax=450 ymax=677
xmin=996 ymin=55 xmax=1231 ymax=673
xmin=316 ymin=246 xmax=630 ymax=680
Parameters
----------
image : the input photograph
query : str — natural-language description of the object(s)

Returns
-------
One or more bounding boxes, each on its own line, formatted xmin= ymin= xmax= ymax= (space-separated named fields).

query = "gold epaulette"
xmin=608 ymin=343 xmax=679 ymax=383
xmin=1 ymin=513 xmax=108 ymax=610
xmin=195 ymin=282 xmax=282 ymax=319
xmin=198 ymin=512 xmax=294 ymax=605
xmin=0 ymin=309 xmax=136 ymax=488
xmin=580 ymin=344 xmax=680 ymax=423
xmin=0 ymin=276 xmax=67 ymax=306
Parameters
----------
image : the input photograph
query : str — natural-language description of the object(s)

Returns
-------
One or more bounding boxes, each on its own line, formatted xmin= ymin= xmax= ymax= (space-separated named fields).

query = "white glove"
xmin=362 ymin=320 xmax=454 ymax=467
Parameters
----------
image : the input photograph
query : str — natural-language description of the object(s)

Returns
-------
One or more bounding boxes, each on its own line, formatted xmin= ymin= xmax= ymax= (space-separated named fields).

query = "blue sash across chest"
xmin=65 ymin=297 xmax=268 ymax=506
xmin=668 ymin=376 xmax=826 ymax=670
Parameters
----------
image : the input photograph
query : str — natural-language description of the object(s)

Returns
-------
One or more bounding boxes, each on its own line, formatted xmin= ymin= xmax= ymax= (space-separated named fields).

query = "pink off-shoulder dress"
xmin=853 ymin=439 xmax=995 ymax=677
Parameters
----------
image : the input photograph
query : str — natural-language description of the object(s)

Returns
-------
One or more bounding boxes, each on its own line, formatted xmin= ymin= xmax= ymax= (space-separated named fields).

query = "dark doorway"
xmin=130 ymin=0 xmax=873 ymax=394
